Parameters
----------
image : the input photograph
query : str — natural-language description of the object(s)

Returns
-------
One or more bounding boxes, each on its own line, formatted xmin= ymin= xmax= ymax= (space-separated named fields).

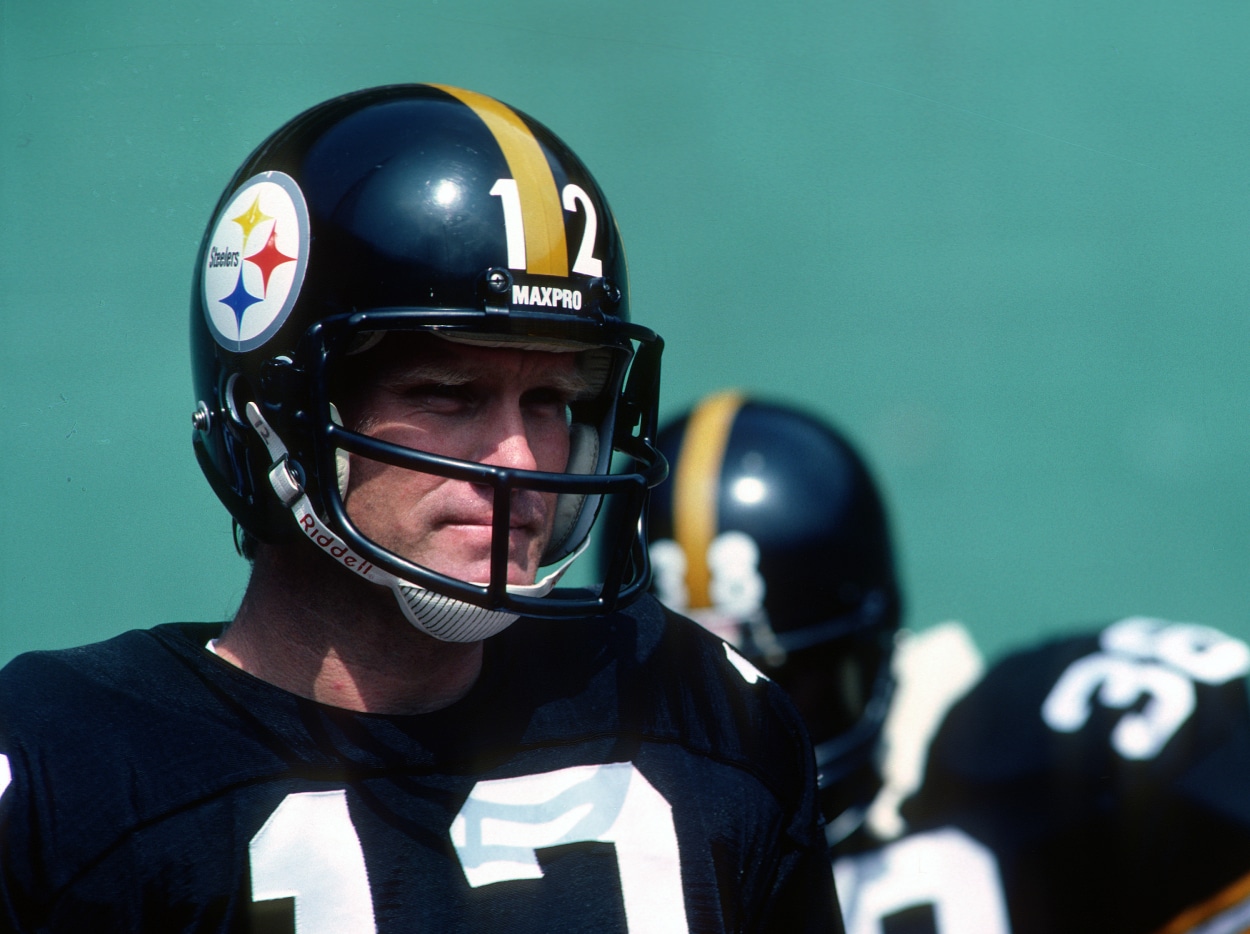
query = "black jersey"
xmin=833 ymin=616 xmax=1250 ymax=934
xmin=0 ymin=596 xmax=841 ymax=933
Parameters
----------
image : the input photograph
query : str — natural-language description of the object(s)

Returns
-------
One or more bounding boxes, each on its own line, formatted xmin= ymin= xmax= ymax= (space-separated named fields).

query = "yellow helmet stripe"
xmin=432 ymin=85 xmax=569 ymax=277
xmin=673 ymin=390 xmax=746 ymax=608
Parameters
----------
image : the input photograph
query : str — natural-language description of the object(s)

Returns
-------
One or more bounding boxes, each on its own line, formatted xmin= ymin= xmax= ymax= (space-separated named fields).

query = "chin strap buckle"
xmin=267 ymin=458 xmax=303 ymax=508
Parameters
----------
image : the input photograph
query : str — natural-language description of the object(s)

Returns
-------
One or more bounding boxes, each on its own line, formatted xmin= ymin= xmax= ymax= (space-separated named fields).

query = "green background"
xmin=2 ymin=1 xmax=1248 ymax=665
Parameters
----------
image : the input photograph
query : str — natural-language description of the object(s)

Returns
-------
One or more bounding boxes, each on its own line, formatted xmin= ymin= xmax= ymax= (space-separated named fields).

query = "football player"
xmin=0 ymin=88 xmax=841 ymax=932
xmin=629 ymin=390 xmax=903 ymax=849
xmin=638 ymin=389 xmax=1250 ymax=933
xmin=835 ymin=615 xmax=1250 ymax=934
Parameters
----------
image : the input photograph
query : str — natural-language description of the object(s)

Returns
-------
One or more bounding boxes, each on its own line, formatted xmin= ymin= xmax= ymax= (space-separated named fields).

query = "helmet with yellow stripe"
xmin=641 ymin=391 xmax=901 ymax=843
xmin=191 ymin=84 xmax=665 ymax=639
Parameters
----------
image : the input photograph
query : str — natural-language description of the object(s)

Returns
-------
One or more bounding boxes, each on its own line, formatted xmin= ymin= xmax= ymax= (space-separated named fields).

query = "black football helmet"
xmin=635 ymin=391 xmax=901 ymax=843
xmin=191 ymin=84 xmax=666 ymax=642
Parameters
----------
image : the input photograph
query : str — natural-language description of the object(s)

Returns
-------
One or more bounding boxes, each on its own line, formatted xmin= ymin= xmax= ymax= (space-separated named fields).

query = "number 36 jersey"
xmin=0 ymin=596 xmax=841 ymax=933
xmin=834 ymin=617 xmax=1250 ymax=934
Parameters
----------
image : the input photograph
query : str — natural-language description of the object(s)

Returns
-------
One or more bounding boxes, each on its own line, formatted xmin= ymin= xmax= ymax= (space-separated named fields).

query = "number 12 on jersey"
xmin=249 ymin=762 xmax=688 ymax=933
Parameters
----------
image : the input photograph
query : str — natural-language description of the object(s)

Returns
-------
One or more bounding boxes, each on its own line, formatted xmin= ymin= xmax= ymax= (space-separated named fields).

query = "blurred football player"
xmin=836 ymin=614 xmax=1250 ymax=934
xmin=637 ymin=389 xmax=904 ymax=848
xmin=0 ymin=90 xmax=839 ymax=932
xmin=634 ymin=389 xmax=1250 ymax=933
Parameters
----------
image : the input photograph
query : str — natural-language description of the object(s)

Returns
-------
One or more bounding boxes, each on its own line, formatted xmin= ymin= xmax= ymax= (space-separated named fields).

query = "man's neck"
xmin=214 ymin=545 xmax=484 ymax=715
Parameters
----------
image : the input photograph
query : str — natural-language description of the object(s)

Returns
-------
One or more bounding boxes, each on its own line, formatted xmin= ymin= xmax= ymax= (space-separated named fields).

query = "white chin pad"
xmin=392 ymin=583 xmax=519 ymax=642
xmin=390 ymin=540 xmax=588 ymax=642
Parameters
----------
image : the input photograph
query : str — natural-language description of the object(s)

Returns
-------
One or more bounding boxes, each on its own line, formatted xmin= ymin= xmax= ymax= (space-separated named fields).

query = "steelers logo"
xmin=201 ymin=171 xmax=309 ymax=353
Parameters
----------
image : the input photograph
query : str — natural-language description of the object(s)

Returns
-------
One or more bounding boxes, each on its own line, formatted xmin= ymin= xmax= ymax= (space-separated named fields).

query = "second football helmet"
xmin=640 ymin=391 xmax=902 ymax=842
xmin=191 ymin=85 xmax=666 ymax=641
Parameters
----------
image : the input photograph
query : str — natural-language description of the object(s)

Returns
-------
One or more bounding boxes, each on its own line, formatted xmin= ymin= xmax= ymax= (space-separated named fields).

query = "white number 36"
xmin=1041 ymin=616 xmax=1250 ymax=760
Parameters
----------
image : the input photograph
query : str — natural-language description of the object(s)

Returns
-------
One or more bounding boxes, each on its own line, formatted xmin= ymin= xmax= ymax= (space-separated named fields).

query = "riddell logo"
xmin=298 ymin=513 xmax=376 ymax=577
xmin=202 ymin=172 xmax=309 ymax=353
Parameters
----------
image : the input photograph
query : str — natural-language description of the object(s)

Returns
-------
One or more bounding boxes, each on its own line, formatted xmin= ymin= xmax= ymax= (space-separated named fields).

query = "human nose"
xmin=475 ymin=401 xmax=541 ymax=472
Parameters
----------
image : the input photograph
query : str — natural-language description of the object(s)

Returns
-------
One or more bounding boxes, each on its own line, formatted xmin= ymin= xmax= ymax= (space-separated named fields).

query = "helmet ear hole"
xmin=543 ymin=422 xmax=599 ymax=564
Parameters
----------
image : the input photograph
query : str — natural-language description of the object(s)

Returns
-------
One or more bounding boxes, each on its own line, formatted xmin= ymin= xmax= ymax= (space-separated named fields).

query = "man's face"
xmin=337 ymin=334 xmax=589 ymax=586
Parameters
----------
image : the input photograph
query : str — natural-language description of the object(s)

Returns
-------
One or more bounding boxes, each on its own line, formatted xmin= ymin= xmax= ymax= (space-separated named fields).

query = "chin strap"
xmin=244 ymin=402 xmax=584 ymax=642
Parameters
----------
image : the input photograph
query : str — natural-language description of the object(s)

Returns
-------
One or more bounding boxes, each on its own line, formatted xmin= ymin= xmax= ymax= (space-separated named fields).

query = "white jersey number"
xmin=248 ymin=763 xmax=687 ymax=933
xmin=249 ymin=790 xmax=376 ymax=934
xmin=452 ymin=762 xmax=687 ymax=931
xmin=1041 ymin=617 xmax=1250 ymax=760
xmin=833 ymin=827 xmax=1010 ymax=934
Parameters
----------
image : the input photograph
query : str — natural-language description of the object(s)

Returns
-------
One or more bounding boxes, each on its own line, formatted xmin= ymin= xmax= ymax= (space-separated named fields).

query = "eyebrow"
xmin=382 ymin=358 xmax=595 ymax=399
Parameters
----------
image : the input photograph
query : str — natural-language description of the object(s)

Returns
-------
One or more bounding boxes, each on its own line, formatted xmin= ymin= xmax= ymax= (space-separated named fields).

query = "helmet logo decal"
xmin=202 ymin=171 xmax=309 ymax=353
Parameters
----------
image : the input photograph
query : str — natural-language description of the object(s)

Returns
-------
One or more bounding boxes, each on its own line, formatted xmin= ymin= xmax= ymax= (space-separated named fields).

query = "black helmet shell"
xmin=190 ymin=85 xmax=663 ymax=620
